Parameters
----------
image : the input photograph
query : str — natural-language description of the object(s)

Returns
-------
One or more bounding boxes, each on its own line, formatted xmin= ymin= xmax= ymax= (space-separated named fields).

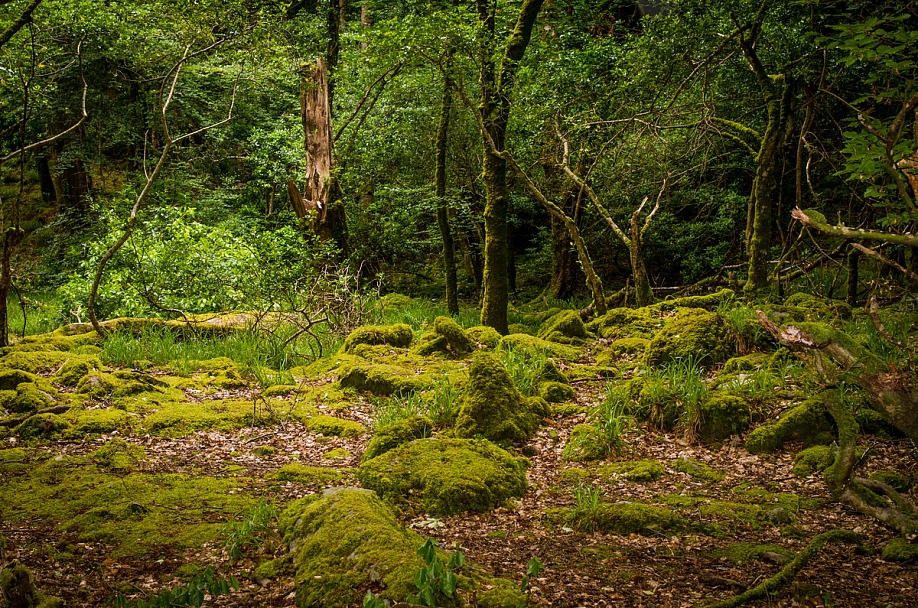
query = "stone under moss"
xmin=643 ymin=310 xmax=736 ymax=368
xmin=414 ymin=316 xmax=474 ymax=357
xmin=15 ymin=413 xmax=71 ymax=440
xmin=466 ymin=325 xmax=502 ymax=350
xmin=585 ymin=307 xmax=664 ymax=340
xmin=649 ymin=288 xmax=736 ymax=312
xmin=881 ymin=538 xmax=918 ymax=563
xmin=53 ymin=355 xmax=103 ymax=386
xmin=715 ymin=542 xmax=795 ymax=565
xmin=306 ymin=414 xmax=366 ymax=438
xmin=698 ymin=394 xmax=750 ymax=445
xmin=278 ymin=488 xmax=426 ymax=607
xmin=363 ymin=415 xmax=434 ymax=461
xmin=721 ymin=352 xmax=771 ymax=374
xmin=599 ymin=459 xmax=664 ymax=482
xmin=65 ymin=407 xmax=132 ymax=436
xmin=455 ymin=353 xmax=547 ymax=443
xmin=8 ymin=382 xmax=56 ymax=414
xmin=341 ymin=324 xmax=413 ymax=353
xmin=499 ymin=334 xmax=580 ymax=361
xmin=538 ymin=381 xmax=576 ymax=403
xmin=565 ymin=501 xmax=686 ymax=535
xmin=869 ymin=470 xmax=912 ymax=493
xmin=337 ymin=362 xmax=425 ymax=397
xmin=357 ymin=438 xmax=527 ymax=515
xmin=0 ymin=350 xmax=69 ymax=374
xmin=745 ymin=396 xmax=834 ymax=454
xmin=792 ymin=445 xmax=835 ymax=477
xmin=537 ymin=310 xmax=588 ymax=344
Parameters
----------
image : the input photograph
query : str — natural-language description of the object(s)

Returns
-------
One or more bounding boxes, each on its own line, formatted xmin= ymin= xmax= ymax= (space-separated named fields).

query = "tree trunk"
xmin=477 ymin=0 xmax=544 ymax=334
xmin=547 ymin=212 xmax=582 ymax=300
xmin=629 ymin=211 xmax=653 ymax=307
xmin=35 ymin=154 xmax=55 ymax=204
xmin=296 ymin=58 xmax=348 ymax=253
xmin=435 ymin=79 xmax=459 ymax=314
xmin=846 ymin=246 xmax=859 ymax=308
xmin=0 ymin=228 xmax=22 ymax=347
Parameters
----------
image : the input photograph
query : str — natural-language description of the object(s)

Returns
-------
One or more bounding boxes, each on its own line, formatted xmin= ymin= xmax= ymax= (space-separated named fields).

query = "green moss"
xmin=16 ymin=413 xmax=71 ymax=440
xmin=599 ymin=459 xmax=664 ymax=482
xmin=567 ymin=501 xmax=686 ymax=535
xmin=254 ymin=556 xmax=291 ymax=581
xmin=262 ymin=384 xmax=298 ymax=398
xmin=467 ymin=325 xmax=502 ymax=350
xmin=89 ymin=438 xmax=145 ymax=471
xmin=0 ymin=369 xmax=38 ymax=391
xmin=65 ymin=407 xmax=132 ymax=436
xmin=144 ymin=399 xmax=270 ymax=437
xmin=323 ymin=448 xmax=351 ymax=460
xmin=8 ymin=383 xmax=56 ymax=414
xmin=421 ymin=316 xmax=475 ymax=357
xmin=363 ymin=415 xmax=434 ymax=461
xmin=745 ymin=396 xmax=833 ymax=454
xmin=338 ymin=362 xmax=425 ymax=396
xmin=609 ymin=337 xmax=650 ymax=356
xmin=869 ymin=470 xmax=912 ymax=493
xmin=358 ymin=438 xmax=527 ymax=515
xmin=53 ymin=355 xmax=103 ymax=386
xmin=561 ymin=424 xmax=611 ymax=462
xmin=534 ymin=359 xmax=569 ymax=384
xmin=792 ymin=445 xmax=835 ymax=477
xmin=269 ymin=463 xmax=343 ymax=485
xmin=715 ymin=542 xmax=794 ymax=564
xmin=499 ymin=334 xmax=581 ymax=361
xmin=0 ymin=562 xmax=63 ymax=608
xmin=643 ymin=310 xmax=736 ymax=368
xmin=506 ymin=323 xmax=533 ymax=335
xmin=537 ymin=310 xmax=588 ymax=344
xmin=649 ymin=289 xmax=736 ymax=312
xmin=538 ymin=380 xmax=575 ymax=403
xmin=476 ymin=579 xmax=528 ymax=608
xmin=783 ymin=292 xmax=852 ymax=320
xmin=306 ymin=414 xmax=366 ymax=438
xmin=455 ymin=353 xmax=547 ymax=443
xmin=881 ymin=538 xmax=918 ymax=563
xmin=376 ymin=293 xmax=413 ymax=312
xmin=551 ymin=403 xmax=589 ymax=417
xmin=722 ymin=353 xmax=771 ymax=374
xmin=698 ymin=394 xmax=750 ymax=445
xmin=671 ymin=458 xmax=725 ymax=482
xmin=253 ymin=445 xmax=276 ymax=457
xmin=76 ymin=370 xmax=165 ymax=399
xmin=585 ymin=307 xmax=663 ymax=340
xmin=342 ymin=324 xmax=413 ymax=353
xmin=0 ymin=350 xmax=69 ymax=374
xmin=279 ymin=489 xmax=425 ymax=606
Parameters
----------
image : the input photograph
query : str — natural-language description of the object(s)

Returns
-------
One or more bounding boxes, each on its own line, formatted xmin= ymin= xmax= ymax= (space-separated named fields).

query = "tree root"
xmin=705 ymin=530 xmax=861 ymax=608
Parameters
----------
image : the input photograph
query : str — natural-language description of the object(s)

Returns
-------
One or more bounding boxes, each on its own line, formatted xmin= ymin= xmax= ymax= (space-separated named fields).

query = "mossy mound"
xmin=89 ymin=438 xmax=145 ymax=471
xmin=376 ymin=293 xmax=413 ymax=312
xmin=342 ymin=324 xmax=413 ymax=353
xmin=305 ymin=414 xmax=366 ymax=438
xmin=414 ymin=316 xmax=475 ymax=357
xmin=792 ymin=445 xmax=836 ymax=477
xmin=643 ymin=310 xmax=736 ymax=367
xmin=586 ymin=307 xmax=663 ymax=340
xmin=715 ymin=542 xmax=795 ymax=565
xmin=698 ymin=394 xmax=750 ymax=445
xmin=467 ymin=325 xmax=502 ymax=350
xmin=269 ymin=464 xmax=343 ymax=485
xmin=15 ymin=413 xmax=71 ymax=440
xmin=55 ymin=357 xmax=103 ymax=388
xmin=279 ymin=489 xmax=425 ymax=607
xmin=499 ymin=334 xmax=580 ymax=361
xmin=869 ymin=470 xmax=912 ymax=493
xmin=338 ymin=362 xmax=425 ymax=397
xmin=538 ymin=381 xmax=576 ymax=403
xmin=76 ymin=370 xmax=165 ymax=399
xmin=357 ymin=438 xmax=527 ymax=515
xmin=561 ymin=424 xmax=611 ymax=462
xmin=745 ymin=396 xmax=834 ymax=454
xmin=534 ymin=359 xmax=569 ymax=384
xmin=143 ymin=399 xmax=275 ymax=437
xmin=537 ymin=310 xmax=588 ymax=344
xmin=881 ymin=538 xmax=918 ymax=563
xmin=0 ymin=350 xmax=69 ymax=374
xmin=599 ymin=459 xmax=664 ymax=482
xmin=721 ymin=352 xmax=771 ymax=374
xmin=65 ymin=407 xmax=132 ymax=436
xmin=363 ymin=415 xmax=434 ymax=461
xmin=0 ymin=562 xmax=64 ymax=608
xmin=672 ymin=458 xmax=725 ymax=482
xmin=7 ymin=382 xmax=57 ymax=414
xmin=455 ymin=353 xmax=547 ymax=443
xmin=649 ymin=288 xmax=736 ymax=312
xmin=783 ymin=292 xmax=852 ymax=320
xmin=0 ymin=369 xmax=39 ymax=391
xmin=609 ymin=337 xmax=650 ymax=356
xmin=565 ymin=501 xmax=685 ymax=535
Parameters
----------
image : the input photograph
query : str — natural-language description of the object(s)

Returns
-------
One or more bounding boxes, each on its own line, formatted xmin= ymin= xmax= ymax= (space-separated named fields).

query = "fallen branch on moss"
xmin=705 ymin=530 xmax=861 ymax=608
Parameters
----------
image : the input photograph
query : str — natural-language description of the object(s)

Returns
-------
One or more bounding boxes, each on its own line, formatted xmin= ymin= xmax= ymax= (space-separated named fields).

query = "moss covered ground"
xmin=0 ymin=299 xmax=915 ymax=607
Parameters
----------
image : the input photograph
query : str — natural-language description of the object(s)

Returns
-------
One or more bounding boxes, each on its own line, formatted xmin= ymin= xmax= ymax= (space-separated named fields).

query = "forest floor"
xmin=1 ymin=305 xmax=916 ymax=608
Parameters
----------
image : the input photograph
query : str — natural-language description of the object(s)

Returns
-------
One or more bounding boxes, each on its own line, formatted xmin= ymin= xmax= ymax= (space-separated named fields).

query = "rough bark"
xmin=0 ymin=228 xmax=23 ymax=347
xmin=0 ymin=0 xmax=42 ymax=51
xmin=435 ymin=78 xmax=459 ymax=314
xmin=547 ymin=198 xmax=583 ymax=300
xmin=478 ymin=0 xmax=545 ymax=334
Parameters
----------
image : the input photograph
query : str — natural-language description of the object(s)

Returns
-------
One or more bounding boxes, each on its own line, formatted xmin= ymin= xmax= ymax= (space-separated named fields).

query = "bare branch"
xmin=793 ymin=208 xmax=918 ymax=248
xmin=852 ymin=243 xmax=918 ymax=284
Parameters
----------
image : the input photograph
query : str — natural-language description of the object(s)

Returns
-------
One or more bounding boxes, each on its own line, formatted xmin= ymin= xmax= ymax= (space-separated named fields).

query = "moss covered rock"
xmin=783 ymin=292 xmax=852 ymax=320
xmin=278 ymin=488 xmax=426 ymax=606
xmin=561 ymin=424 xmax=611 ymax=462
xmin=599 ymin=459 xmax=664 ymax=482
xmin=643 ymin=310 xmax=736 ymax=368
xmin=881 ymin=538 xmax=918 ymax=563
xmin=15 ymin=413 xmax=71 ymax=440
xmin=76 ymin=371 xmax=164 ymax=399
xmin=745 ymin=396 xmax=833 ymax=454
xmin=467 ymin=325 xmax=502 ymax=350
xmin=672 ymin=457 xmax=725 ymax=482
xmin=337 ymin=362 xmax=425 ymax=397
xmin=54 ymin=356 xmax=102 ymax=386
xmin=499 ymin=334 xmax=580 ymax=361
xmin=538 ymin=381 xmax=576 ymax=403
xmin=342 ymin=324 xmax=413 ymax=353
xmin=66 ymin=408 xmax=131 ymax=436
xmin=357 ymin=438 xmax=527 ymax=515
xmin=455 ymin=353 xmax=547 ymax=443
xmin=869 ymin=470 xmax=912 ymax=493
xmin=8 ymin=383 xmax=56 ymax=414
xmin=0 ymin=350 xmax=69 ymax=374
xmin=89 ymin=438 xmax=145 ymax=471
xmin=564 ymin=501 xmax=685 ymax=535
xmin=722 ymin=353 xmax=771 ymax=374
xmin=0 ymin=562 xmax=64 ymax=608
xmin=537 ymin=310 xmax=588 ymax=344
xmin=586 ymin=307 xmax=663 ymax=340
xmin=305 ymin=414 xmax=366 ymax=438
xmin=698 ymin=394 xmax=750 ymax=445
xmin=363 ymin=415 xmax=434 ymax=461
xmin=610 ymin=337 xmax=650 ymax=357
xmin=0 ymin=369 xmax=39 ymax=391
xmin=649 ymin=288 xmax=735 ymax=312
xmin=792 ymin=445 xmax=835 ymax=477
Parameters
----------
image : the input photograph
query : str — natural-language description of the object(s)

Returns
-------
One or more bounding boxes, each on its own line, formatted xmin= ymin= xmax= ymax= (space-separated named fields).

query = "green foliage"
xmin=114 ymin=568 xmax=239 ymax=608
xmin=222 ymin=501 xmax=278 ymax=562
xmin=412 ymin=538 xmax=463 ymax=607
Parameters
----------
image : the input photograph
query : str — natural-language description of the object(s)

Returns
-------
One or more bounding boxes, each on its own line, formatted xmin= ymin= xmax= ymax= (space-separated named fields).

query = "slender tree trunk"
xmin=435 ymin=78 xmax=459 ymax=314
xmin=629 ymin=212 xmax=652 ymax=307
xmin=35 ymin=154 xmax=55 ymax=204
xmin=846 ymin=246 xmax=859 ymax=308
xmin=547 ymin=212 xmax=582 ymax=300
xmin=0 ymin=228 xmax=22 ymax=347
xmin=477 ymin=0 xmax=544 ymax=334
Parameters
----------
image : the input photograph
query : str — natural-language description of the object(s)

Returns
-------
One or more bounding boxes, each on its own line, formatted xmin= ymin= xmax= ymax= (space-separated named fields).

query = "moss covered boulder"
xmin=342 ymin=324 xmax=413 ymax=353
xmin=698 ymin=394 xmax=751 ymax=445
xmin=586 ymin=307 xmax=664 ymax=340
xmin=7 ymin=383 xmax=56 ymax=414
xmin=792 ymin=445 xmax=836 ymax=477
xmin=643 ymin=310 xmax=736 ymax=367
xmin=599 ymin=459 xmax=665 ymax=482
xmin=305 ymin=414 xmax=366 ymax=438
xmin=277 ymin=488 xmax=425 ymax=606
xmin=15 ymin=413 xmax=71 ymax=440
xmin=649 ymin=288 xmax=735 ymax=312
xmin=363 ymin=415 xmax=434 ymax=461
xmin=414 ymin=316 xmax=475 ymax=357
xmin=467 ymin=325 xmax=502 ymax=350
xmin=358 ymin=438 xmax=527 ymax=515
xmin=745 ymin=396 xmax=834 ymax=454
xmin=455 ymin=353 xmax=547 ymax=443
xmin=538 ymin=381 xmax=576 ymax=403
xmin=881 ymin=538 xmax=918 ymax=563
xmin=269 ymin=464 xmax=343 ymax=485
xmin=562 ymin=501 xmax=686 ymax=535
xmin=537 ymin=310 xmax=588 ymax=344
xmin=54 ymin=355 xmax=103 ymax=386
xmin=0 ymin=562 xmax=64 ymax=608
xmin=338 ymin=362 xmax=425 ymax=396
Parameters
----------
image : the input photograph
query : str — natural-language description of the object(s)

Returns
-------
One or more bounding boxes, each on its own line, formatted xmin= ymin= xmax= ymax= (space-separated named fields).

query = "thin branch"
xmin=793 ymin=208 xmax=918 ymax=248
xmin=852 ymin=243 xmax=918 ymax=284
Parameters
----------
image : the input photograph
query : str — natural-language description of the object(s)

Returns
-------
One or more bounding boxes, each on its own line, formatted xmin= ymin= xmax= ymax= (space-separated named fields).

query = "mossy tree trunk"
xmin=0 ymin=228 xmax=23 ymax=347
xmin=628 ymin=209 xmax=652 ymax=308
xmin=477 ymin=0 xmax=545 ymax=334
xmin=547 ymin=193 xmax=583 ymax=300
xmin=739 ymin=10 xmax=794 ymax=294
xmin=436 ymin=76 xmax=459 ymax=314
